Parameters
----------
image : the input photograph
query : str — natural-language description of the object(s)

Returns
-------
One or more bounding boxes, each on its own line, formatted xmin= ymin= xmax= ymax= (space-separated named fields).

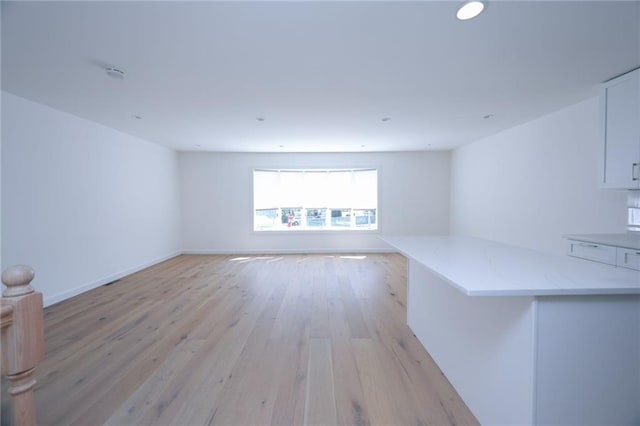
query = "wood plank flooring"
xmin=2 ymin=253 xmax=478 ymax=425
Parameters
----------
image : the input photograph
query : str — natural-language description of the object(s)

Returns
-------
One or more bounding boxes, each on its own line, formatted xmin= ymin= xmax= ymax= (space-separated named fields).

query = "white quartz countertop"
xmin=563 ymin=233 xmax=640 ymax=250
xmin=381 ymin=236 xmax=640 ymax=297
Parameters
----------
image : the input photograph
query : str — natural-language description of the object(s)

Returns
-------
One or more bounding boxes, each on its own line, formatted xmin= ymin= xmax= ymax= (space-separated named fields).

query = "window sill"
xmin=253 ymin=228 xmax=380 ymax=235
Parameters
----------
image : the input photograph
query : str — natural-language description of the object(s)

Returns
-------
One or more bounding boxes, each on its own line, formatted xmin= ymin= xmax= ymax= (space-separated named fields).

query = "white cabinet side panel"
xmin=407 ymin=260 xmax=536 ymax=425
xmin=535 ymin=295 xmax=640 ymax=426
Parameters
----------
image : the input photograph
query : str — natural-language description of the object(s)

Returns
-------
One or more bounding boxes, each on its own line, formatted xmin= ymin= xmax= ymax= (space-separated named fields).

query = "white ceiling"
xmin=2 ymin=1 xmax=639 ymax=153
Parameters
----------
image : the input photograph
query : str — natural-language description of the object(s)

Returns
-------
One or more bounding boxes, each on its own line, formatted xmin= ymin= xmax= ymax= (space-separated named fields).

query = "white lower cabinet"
xmin=567 ymin=239 xmax=640 ymax=271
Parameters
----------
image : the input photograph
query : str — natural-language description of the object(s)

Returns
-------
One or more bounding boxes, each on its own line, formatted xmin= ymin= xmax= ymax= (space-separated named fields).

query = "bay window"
xmin=253 ymin=168 xmax=378 ymax=231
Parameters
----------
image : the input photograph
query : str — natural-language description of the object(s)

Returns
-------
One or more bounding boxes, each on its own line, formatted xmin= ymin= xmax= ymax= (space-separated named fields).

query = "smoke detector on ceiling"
xmin=105 ymin=67 xmax=125 ymax=79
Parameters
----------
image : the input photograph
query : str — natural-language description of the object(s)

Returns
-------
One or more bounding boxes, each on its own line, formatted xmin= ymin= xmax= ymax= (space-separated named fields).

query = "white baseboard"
xmin=43 ymin=251 xmax=182 ymax=307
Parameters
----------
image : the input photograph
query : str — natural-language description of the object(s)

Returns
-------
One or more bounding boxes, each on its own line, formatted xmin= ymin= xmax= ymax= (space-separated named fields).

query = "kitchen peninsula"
xmin=381 ymin=235 xmax=640 ymax=426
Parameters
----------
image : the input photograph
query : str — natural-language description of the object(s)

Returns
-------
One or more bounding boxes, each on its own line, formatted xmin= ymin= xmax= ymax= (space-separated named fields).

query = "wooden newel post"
xmin=1 ymin=265 xmax=44 ymax=426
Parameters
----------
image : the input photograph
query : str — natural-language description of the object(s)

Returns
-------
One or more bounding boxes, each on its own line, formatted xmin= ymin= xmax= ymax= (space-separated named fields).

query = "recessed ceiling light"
xmin=105 ymin=67 xmax=125 ymax=79
xmin=457 ymin=1 xmax=485 ymax=20
xmin=381 ymin=117 xmax=391 ymax=122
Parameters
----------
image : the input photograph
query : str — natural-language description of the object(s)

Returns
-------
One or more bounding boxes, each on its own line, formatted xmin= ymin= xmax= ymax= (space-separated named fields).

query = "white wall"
xmin=179 ymin=151 xmax=450 ymax=253
xmin=2 ymin=93 xmax=182 ymax=306
xmin=1 ymin=7 xmax=3 ymax=274
xmin=450 ymin=97 xmax=627 ymax=255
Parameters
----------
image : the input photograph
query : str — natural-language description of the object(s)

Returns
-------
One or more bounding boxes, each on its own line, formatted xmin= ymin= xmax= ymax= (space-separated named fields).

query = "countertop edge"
xmin=382 ymin=235 xmax=640 ymax=298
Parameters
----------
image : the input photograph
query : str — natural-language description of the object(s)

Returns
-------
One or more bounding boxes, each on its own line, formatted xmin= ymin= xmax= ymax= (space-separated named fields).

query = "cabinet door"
xmin=566 ymin=240 xmax=617 ymax=266
xmin=616 ymin=248 xmax=640 ymax=271
xmin=600 ymin=68 xmax=640 ymax=189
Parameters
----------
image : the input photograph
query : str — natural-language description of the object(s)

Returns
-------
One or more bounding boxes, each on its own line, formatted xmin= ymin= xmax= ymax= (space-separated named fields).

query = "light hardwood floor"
xmin=3 ymin=253 xmax=478 ymax=425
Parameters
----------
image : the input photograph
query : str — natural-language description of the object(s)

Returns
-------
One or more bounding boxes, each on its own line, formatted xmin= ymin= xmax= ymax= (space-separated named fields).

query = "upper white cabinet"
xmin=600 ymin=68 xmax=640 ymax=189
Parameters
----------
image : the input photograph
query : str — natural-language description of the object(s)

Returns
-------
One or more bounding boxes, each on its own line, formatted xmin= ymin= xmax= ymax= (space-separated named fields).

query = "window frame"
xmin=251 ymin=166 xmax=381 ymax=234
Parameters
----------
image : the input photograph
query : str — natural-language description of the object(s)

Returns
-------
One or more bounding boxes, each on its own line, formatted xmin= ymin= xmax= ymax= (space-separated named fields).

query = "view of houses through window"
xmin=253 ymin=168 xmax=378 ymax=231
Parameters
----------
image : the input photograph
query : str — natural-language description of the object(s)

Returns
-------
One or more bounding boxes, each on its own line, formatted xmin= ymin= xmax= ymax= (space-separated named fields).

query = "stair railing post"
xmin=1 ymin=265 xmax=45 ymax=426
